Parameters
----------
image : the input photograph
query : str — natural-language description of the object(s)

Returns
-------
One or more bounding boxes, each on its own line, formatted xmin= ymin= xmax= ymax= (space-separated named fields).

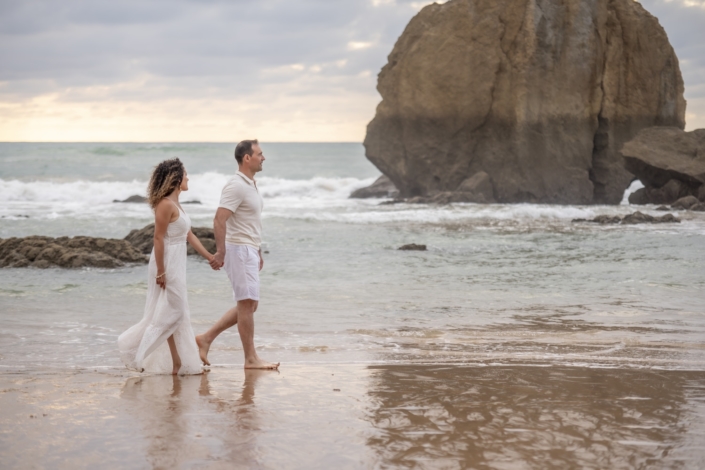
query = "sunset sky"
xmin=1 ymin=0 xmax=703 ymax=142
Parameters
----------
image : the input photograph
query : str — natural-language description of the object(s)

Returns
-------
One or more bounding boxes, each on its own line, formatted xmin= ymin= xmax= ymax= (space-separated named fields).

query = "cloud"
xmin=0 ymin=0 xmax=703 ymax=141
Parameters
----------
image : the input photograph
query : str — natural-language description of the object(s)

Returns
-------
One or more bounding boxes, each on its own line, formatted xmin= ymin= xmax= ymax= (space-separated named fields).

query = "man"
xmin=196 ymin=139 xmax=279 ymax=370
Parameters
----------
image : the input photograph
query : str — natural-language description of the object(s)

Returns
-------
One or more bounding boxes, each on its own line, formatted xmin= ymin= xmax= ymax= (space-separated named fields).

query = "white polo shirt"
xmin=218 ymin=171 xmax=263 ymax=249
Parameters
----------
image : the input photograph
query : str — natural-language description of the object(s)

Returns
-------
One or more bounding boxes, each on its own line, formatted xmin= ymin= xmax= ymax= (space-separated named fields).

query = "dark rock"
xmin=398 ymin=244 xmax=427 ymax=251
xmin=621 ymin=127 xmax=705 ymax=204
xmin=622 ymin=127 xmax=705 ymax=187
xmin=364 ymin=0 xmax=685 ymax=205
xmin=622 ymin=211 xmax=680 ymax=224
xmin=113 ymin=195 xmax=148 ymax=203
xmin=350 ymin=175 xmax=399 ymax=199
xmin=628 ymin=188 xmax=649 ymax=205
xmin=593 ymin=215 xmax=622 ymax=225
xmin=671 ymin=196 xmax=700 ymax=210
xmin=655 ymin=205 xmax=670 ymax=211
xmin=182 ymin=200 xmax=202 ymax=205
xmin=691 ymin=202 xmax=705 ymax=211
xmin=621 ymin=211 xmax=656 ymax=224
xmin=124 ymin=224 xmax=215 ymax=256
xmin=572 ymin=211 xmax=680 ymax=224
xmin=0 ymin=236 xmax=147 ymax=268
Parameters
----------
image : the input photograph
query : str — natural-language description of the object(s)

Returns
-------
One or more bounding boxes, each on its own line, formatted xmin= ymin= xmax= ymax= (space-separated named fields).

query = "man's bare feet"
xmin=195 ymin=335 xmax=211 ymax=366
xmin=244 ymin=358 xmax=280 ymax=370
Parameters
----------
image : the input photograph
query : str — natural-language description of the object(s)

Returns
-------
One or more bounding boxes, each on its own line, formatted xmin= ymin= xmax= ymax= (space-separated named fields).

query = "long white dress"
xmin=118 ymin=205 xmax=202 ymax=375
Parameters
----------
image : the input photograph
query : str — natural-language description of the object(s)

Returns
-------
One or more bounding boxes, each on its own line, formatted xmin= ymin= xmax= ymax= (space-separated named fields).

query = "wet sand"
xmin=1 ymin=364 xmax=704 ymax=469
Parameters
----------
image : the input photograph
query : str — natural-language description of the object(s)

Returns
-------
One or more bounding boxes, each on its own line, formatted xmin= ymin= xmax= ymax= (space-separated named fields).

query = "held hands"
xmin=209 ymin=251 xmax=225 ymax=271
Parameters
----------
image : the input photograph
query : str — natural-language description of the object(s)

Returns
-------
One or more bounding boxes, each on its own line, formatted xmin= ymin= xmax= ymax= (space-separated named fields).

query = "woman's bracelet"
xmin=156 ymin=272 xmax=165 ymax=279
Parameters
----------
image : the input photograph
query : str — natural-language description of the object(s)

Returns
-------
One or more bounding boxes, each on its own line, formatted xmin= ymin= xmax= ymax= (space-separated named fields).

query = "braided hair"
xmin=147 ymin=158 xmax=185 ymax=209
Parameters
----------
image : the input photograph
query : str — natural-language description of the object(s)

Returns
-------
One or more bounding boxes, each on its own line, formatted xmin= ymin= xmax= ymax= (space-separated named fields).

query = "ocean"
xmin=1 ymin=142 xmax=705 ymax=468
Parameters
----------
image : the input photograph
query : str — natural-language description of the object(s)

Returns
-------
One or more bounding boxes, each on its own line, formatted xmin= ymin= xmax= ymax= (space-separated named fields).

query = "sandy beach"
xmin=2 ymin=364 xmax=704 ymax=469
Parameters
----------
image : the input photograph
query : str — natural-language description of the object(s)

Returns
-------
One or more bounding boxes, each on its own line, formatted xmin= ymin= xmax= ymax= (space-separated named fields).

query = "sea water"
xmin=1 ymin=142 xmax=704 ymax=371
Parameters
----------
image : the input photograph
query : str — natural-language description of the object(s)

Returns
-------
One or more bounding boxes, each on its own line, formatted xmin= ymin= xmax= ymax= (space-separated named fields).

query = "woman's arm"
xmin=153 ymin=200 xmax=175 ymax=289
xmin=187 ymin=230 xmax=215 ymax=262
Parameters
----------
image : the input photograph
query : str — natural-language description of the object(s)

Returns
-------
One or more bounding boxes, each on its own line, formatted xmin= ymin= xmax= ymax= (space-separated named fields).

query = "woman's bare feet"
xmin=195 ymin=335 xmax=211 ymax=366
xmin=244 ymin=357 xmax=280 ymax=370
xmin=167 ymin=334 xmax=182 ymax=375
xmin=171 ymin=358 xmax=182 ymax=375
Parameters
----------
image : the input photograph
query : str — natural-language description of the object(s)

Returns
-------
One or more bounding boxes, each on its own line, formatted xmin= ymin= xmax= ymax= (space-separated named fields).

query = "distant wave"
xmin=0 ymin=173 xmax=377 ymax=205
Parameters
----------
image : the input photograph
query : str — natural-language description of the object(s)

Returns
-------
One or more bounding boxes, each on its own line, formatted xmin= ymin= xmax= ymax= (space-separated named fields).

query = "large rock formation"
xmin=364 ymin=0 xmax=685 ymax=204
xmin=0 ymin=236 xmax=147 ymax=268
xmin=622 ymin=127 xmax=705 ymax=205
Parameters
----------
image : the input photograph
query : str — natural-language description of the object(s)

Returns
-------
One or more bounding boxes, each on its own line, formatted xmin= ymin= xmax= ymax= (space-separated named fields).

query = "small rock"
xmin=113 ymin=195 xmax=148 ymax=203
xmin=333 ymin=389 xmax=341 ymax=392
xmin=691 ymin=202 xmax=705 ymax=212
xmin=655 ymin=205 xmax=670 ymax=211
xmin=182 ymin=200 xmax=202 ymax=205
xmin=593 ymin=215 xmax=622 ymax=224
xmin=628 ymin=187 xmax=650 ymax=205
xmin=350 ymin=175 xmax=399 ymax=199
xmin=671 ymin=195 xmax=699 ymax=210
xmin=399 ymin=244 xmax=427 ymax=251
xmin=621 ymin=211 xmax=656 ymax=224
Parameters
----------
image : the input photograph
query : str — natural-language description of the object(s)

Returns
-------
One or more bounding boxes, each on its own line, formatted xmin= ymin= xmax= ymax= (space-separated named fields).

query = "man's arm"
xmin=211 ymin=207 xmax=232 ymax=270
xmin=258 ymin=247 xmax=264 ymax=271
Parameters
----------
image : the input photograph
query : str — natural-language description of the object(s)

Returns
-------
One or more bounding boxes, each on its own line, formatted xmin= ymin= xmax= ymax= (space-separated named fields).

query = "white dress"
xmin=118 ymin=205 xmax=202 ymax=375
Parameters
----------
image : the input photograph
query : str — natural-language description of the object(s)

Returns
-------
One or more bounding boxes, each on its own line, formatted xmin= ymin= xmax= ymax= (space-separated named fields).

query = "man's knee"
xmin=237 ymin=299 xmax=257 ymax=314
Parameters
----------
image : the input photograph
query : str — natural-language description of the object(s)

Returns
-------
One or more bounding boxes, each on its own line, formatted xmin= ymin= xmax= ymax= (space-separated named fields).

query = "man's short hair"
xmin=234 ymin=139 xmax=259 ymax=164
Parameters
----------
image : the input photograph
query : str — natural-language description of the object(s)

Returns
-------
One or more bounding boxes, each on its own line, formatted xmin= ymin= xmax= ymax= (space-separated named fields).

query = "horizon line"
xmin=0 ymin=141 xmax=364 ymax=144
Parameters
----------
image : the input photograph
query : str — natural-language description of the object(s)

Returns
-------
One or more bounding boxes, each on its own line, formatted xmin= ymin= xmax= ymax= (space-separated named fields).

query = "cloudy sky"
xmin=1 ymin=0 xmax=703 ymax=142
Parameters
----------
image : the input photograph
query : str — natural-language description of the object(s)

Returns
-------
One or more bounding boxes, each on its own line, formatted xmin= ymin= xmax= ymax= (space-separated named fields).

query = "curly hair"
xmin=147 ymin=158 xmax=185 ymax=209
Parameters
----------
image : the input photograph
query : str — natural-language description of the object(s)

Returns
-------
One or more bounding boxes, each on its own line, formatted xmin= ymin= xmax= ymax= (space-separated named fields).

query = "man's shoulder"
xmin=222 ymin=175 xmax=246 ymax=191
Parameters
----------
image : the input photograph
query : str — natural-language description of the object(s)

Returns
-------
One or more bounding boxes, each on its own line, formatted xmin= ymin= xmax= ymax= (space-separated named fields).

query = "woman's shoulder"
xmin=155 ymin=198 xmax=179 ymax=216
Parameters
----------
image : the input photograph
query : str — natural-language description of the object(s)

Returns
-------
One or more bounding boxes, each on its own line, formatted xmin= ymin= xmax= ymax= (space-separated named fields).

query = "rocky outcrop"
xmin=124 ymin=224 xmax=216 ymax=256
xmin=622 ymin=127 xmax=705 ymax=206
xmin=114 ymin=195 xmax=148 ymax=203
xmin=350 ymin=175 xmax=399 ymax=198
xmin=572 ymin=211 xmax=680 ymax=224
xmin=1 ymin=224 xmax=216 ymax=269
xmin=364 ymin=0 xmax=685 ymax=205
xmin=0 ymin=236 xmax=148 ymax=268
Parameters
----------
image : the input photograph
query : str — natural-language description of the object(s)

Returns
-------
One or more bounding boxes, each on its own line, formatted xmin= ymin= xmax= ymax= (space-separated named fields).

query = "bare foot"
xmin=195 ymin=335 xmax=211 ymax=366
xmin=244 ymin=358 xmax=280 ymax=370
xmin=172 ymin=358 xmax=182 ymax=375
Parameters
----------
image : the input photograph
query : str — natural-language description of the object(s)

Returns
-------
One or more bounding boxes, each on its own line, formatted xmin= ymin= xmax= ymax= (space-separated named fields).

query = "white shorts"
xmin=224 ymin=244 xmax=260 ymax=302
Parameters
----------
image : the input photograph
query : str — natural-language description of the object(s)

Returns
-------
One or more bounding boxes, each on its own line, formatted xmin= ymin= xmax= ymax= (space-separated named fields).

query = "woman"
xmin=118 ymin=158 xmax=213 ymax=375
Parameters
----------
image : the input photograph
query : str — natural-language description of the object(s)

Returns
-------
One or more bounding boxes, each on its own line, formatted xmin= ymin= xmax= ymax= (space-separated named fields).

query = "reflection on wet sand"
xmin=3 ymin=365 xmax=704 ymax=468
xmin=365 ymin=365 xmax=705 ymax=469
xmin=198 ymin=369 xmax=270 ymax=464
xmin=120 ymin=369 xmax=273 ymax=468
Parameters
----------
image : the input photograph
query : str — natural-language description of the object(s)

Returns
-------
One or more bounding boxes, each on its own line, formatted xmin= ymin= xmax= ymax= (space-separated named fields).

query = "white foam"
xmin=0 ymin=174 xmax=377 ymax=220
xmin=621 ymin=179 xmax=645 ymax=205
